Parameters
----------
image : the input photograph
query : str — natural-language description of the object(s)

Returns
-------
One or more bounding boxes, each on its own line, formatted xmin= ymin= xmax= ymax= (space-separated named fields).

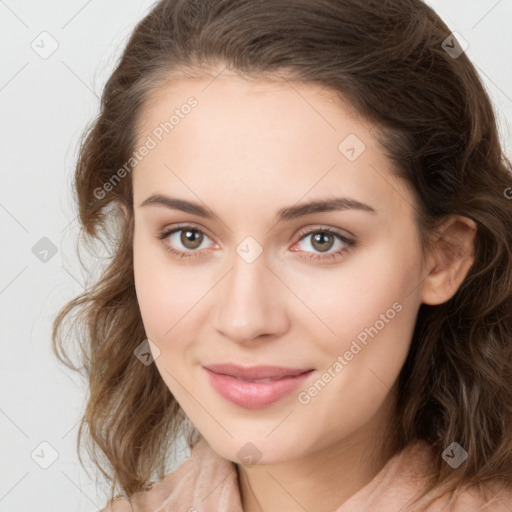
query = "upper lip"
xmin=203 ymin=363 xmax=313 ymax=380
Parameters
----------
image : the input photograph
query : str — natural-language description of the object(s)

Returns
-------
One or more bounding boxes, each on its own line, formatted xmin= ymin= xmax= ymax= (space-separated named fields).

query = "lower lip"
xmin=204 ymin=368 xmax=314 ymax=409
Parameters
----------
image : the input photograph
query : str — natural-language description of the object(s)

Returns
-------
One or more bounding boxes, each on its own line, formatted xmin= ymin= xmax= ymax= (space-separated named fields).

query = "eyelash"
xmin=155 ymin=224 xmax=356 ymax=263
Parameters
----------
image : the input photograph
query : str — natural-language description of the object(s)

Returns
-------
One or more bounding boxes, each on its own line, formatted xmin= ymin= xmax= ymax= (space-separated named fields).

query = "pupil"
xmin=313 ymin=232 xmax=333 ymax=252
xmin=182 ymin=229 xmax=202 ymax=249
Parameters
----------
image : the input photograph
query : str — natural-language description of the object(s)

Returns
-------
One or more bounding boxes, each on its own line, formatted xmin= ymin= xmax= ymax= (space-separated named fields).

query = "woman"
xmin=52 ymin=0 xmax=512 ymax=510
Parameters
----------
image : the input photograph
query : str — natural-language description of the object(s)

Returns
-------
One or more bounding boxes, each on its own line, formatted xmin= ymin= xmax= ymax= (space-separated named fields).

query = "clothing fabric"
xmin=104 ymin=436 xmax=512 ymax=511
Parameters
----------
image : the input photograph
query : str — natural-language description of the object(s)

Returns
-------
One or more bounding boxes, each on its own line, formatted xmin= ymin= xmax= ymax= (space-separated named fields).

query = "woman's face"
xmin=131 ymin=71 xmax=428 ymax=465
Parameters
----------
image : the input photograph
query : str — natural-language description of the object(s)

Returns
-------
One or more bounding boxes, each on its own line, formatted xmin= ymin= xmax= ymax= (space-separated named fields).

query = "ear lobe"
xmin=114 ymin=200 xmax=129 ymax=220
xmin=421 ymin=214 xmax=478 ymax=306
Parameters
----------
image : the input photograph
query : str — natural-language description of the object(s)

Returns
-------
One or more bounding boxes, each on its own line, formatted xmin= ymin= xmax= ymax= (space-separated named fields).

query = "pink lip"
xmin=204 ymin=363 xmax=313 ymax=380
xmin=203 ymin=364 xmax=314 ymax=409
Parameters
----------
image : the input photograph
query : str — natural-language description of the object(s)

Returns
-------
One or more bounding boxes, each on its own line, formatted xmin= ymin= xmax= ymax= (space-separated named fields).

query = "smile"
xmin=203 ymin=365 xmax=315 ymax=409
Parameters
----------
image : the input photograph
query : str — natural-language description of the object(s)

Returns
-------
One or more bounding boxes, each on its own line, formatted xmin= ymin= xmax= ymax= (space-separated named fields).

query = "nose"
xmin=212 ymin=248 xmax=289 ymax=344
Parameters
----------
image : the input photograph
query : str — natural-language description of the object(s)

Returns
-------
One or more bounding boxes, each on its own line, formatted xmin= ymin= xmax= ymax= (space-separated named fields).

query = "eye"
xmin=291 ymin=227 xmax=356 ymax=263
xmin=156 ymin=224 xmax=356 ymax=263
xmin=156 ymin=224 xmax=216 ymax=260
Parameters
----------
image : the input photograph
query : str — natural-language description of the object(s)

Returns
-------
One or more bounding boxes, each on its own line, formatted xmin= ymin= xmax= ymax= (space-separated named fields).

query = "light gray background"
xmin=1 ymin=1 xmax=511 ymax=511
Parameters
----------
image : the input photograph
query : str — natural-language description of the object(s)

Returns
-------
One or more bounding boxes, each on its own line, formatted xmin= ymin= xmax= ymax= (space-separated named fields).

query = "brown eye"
xmin=292 ymin=227 xmax=356 ymax=263
xmin=157 ymin=225 xmax=215 ymax=259
xmin=180 ymin=228 xmax=203 ymax=249
xmin=310 ymin=232 xmax=336 ymax=252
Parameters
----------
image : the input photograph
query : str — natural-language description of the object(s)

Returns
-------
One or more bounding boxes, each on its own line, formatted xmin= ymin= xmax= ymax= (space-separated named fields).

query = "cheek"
xmin=133 ymin=229 xmax=179 ymax=341
xmin=133 ymin=231 xmax=211 ymax=351
xmin=133 ymin=260 xmax=195 ymax=392
xmin=134 ymin=267 xmax=187 ymax=345
xmin=292 ymin=238 xmax=422 ymax=360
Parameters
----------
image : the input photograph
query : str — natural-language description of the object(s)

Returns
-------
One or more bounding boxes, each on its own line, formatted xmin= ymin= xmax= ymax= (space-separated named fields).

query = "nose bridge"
xmin=213 ymin=244 xmax=286 ymax=342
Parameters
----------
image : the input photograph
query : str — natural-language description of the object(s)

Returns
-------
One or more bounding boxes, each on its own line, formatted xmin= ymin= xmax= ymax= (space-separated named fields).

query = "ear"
xmin=420 ymin=214 xmax=477 ymax=305
xmin=114 ymin=200 xmax=129 ymax=220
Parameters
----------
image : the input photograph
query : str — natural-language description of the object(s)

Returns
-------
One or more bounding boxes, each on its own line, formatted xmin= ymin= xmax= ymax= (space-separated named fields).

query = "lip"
xmin=203 ymin=363 xmax=315 ymax=409
xmin=204 ymin=363 xmax=313 ymax=380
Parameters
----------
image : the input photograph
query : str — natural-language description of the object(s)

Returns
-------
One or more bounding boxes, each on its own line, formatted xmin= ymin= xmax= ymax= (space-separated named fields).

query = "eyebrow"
xmin=139 ymin=194 xmax=377 ymax=223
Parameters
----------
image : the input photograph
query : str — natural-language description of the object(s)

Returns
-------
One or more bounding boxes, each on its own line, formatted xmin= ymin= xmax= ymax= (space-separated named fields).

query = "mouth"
xmin=202 ymin=363 xmax=315 ymax=409
xmin=203 ymin=363 xmax=313 ymax=380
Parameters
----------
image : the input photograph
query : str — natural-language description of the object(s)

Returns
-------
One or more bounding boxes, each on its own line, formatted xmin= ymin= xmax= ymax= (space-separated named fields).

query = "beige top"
xmin=103 ymin=436 xmax=512 ymax=511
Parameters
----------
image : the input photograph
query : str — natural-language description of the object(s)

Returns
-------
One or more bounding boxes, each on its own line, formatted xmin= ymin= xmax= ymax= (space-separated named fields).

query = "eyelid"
xmin=293 ymin=223 xmax=355 ymax=241
xmin=157 ymin=222 xmax=356 ymax=260
xmin=159 ymin=222 xmax=218 ymax=245
xmin=159 ymin=222 xmax=354 ymax=244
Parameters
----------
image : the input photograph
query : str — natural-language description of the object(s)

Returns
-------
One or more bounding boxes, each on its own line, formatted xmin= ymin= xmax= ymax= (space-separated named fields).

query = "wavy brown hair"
xmin=52 ymin=0 xmax=512 ymax=507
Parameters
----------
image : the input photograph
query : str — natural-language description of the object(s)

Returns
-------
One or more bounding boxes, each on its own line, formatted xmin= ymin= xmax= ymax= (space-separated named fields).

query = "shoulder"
xmin=433 ymin=479 xmax=512 ymax=511
xmin=399 ymin=442 xmax=512 ymax=511
xmin=100 ymin=460 xmax=196 ymax=512
xmin=100 ymin=472 xmax=194 ymax=511
xmin=100 ymin=436 xmax=242 ymax=511
xmin=100 ymin=497 xmax=132 ymax=512
xmin=350 ymin=439 xmax=512 ymax=511
xmin=100 ymin=441 xmax=199 ymax=512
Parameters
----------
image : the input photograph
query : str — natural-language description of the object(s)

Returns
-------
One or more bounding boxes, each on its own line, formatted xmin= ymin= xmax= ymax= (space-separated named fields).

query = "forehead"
xmin=132 ymin=73 xmax=412 ymax=220
xmin=136 ymin=72 xmax=363 ymax=156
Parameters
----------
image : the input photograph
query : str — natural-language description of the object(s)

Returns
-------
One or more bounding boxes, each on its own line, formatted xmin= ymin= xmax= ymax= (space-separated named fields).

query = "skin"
xmin=130 ymin=69 xmax=477 ymax=512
